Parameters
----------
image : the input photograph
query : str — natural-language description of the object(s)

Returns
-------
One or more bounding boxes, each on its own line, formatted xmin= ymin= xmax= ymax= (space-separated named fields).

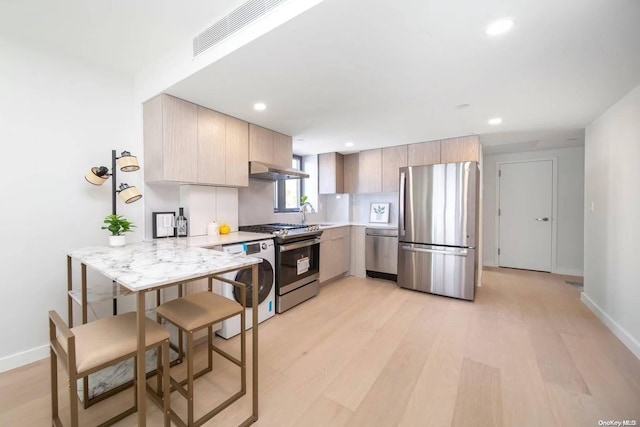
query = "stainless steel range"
xmin=239 ymin=223 xmax=323 ymax=313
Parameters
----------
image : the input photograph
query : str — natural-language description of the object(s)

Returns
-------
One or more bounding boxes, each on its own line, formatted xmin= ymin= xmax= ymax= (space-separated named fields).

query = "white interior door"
xmin=499 ymin=160 xmax=553 ymax=271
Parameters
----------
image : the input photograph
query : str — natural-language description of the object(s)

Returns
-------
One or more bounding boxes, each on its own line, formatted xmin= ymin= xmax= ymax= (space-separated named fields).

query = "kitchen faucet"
xmin=300 ymin=201 xmax=316 ymax=224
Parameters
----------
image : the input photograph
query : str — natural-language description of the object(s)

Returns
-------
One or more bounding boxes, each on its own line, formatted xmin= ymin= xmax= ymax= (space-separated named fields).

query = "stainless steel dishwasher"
xmin=365 ymin=228 xmax=398 ymax=281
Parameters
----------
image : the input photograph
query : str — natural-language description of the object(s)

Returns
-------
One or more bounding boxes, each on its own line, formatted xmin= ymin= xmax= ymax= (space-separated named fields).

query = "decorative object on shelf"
xmin=176 ymin=207 xmax=188 ymax=237
xmin=85 ymin=150 xmax=142 ymax=315
xmin=369 ymin=202 xmax=390 ymax=223
xmin=220 ymin=223 xmax=231 ymax=234
xmin=102 ymin=214 xmax=135 ymax=247
xmin=152 ymin=212 xmax=176 ymax=238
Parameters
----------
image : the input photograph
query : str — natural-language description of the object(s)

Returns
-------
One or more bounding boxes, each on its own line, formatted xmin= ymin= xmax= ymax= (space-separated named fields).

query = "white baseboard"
xmin=581 ymin=292 xmax=640 ymax=360
xmin=0 ymin=344 xmax=49 ymax=373
xmin=553 ymin=267 xmax=584 ymax=277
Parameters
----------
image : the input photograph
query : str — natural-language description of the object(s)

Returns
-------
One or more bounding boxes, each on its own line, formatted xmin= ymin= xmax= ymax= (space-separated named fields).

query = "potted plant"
xmin=102 ymin=214 xmax=135 ymax=247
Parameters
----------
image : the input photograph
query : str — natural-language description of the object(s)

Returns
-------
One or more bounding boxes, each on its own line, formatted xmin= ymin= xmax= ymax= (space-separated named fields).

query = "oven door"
xmin=277 ymin=238 xmax=320 ymax=295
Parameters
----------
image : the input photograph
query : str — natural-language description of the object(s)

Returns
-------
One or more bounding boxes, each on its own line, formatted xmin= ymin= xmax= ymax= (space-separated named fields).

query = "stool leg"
xmin=68 ymin=374 xmax=79 ymax=427
xmin=208 ymin=326 xmax=213 ymax=373
xmin=241 ymin=310 xmax=246 ymax=393
xmin=133 ymin=356 xmax=138 ymax=409
xmin=50 ymin=347 xmax=59 ymax=424
xmin=162 ymin=339 xmax=170 ymax=427
xmin=187 ymin=331 xmax=194 ymax=426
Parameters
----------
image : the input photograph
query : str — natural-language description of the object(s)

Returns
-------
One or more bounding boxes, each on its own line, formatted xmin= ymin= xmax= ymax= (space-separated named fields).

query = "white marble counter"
xmin=181 ymin=231 xmax=274 ymax=248
xmin=68 ymin=240 xmax=262 ymax=292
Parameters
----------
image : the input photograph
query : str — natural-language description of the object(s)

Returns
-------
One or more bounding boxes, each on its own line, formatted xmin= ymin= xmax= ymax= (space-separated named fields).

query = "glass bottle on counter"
xmin=176 ymin=207 xmax=188 ymax=237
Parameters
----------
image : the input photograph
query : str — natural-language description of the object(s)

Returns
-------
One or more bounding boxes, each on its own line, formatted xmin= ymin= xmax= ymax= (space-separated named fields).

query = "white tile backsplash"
xmin=179 ymin=185 xmax=238 ymax=236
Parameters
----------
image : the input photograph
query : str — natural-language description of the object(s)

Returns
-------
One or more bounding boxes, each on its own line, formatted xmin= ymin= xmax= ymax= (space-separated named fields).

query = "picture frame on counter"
xmin=369 ymin=202 xmax=390 ymax=223
xmin=152 ymin=212 xmax=176 ymax=238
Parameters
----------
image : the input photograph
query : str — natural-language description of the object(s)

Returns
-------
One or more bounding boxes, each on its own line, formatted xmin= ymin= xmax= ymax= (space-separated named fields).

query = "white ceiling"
xmin=1 ymin=0 xmax=639 ymax=155
xmin=0 ymin=0 xmax=245 ymax=74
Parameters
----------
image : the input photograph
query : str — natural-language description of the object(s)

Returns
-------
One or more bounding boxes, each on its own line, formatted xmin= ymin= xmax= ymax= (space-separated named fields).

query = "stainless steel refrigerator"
xmin=398 ymin=161 xmax=479 ymax=300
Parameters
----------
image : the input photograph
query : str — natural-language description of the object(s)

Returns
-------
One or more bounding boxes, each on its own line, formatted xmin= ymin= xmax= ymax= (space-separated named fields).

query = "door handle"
xmin=401 ymin=246 xmax=468 ymax=257
xmin=535 ymin=217 xmax=549 ymax=222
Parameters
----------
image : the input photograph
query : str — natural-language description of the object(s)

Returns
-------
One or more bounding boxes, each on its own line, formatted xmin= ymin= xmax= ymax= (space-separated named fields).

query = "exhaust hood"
xmin=249 ymin=161 xmax=309 ymax=181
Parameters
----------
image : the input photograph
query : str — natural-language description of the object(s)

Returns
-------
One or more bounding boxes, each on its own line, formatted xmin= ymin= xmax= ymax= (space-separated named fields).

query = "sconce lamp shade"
xmin=118 ymin=183 xmax=142 ymax=204
xmin=117 ymin=151 xmax=140 ymax=172
xmin=85 ymin=166 xmax=110 ymax=185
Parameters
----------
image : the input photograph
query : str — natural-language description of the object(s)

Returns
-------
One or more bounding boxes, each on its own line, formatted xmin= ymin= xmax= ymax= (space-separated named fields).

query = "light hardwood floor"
xmin=1 ymin=268 xmax=639 ymax=426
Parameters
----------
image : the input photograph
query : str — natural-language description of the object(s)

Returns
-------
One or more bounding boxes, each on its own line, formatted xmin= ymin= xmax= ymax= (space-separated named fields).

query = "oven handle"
xmin=279 ymin=238 xmax=321 ymax=252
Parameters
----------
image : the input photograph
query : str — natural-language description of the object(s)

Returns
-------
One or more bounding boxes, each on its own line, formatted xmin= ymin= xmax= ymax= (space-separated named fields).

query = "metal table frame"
xmin=66 ymin=255 xmax=260 ymax=426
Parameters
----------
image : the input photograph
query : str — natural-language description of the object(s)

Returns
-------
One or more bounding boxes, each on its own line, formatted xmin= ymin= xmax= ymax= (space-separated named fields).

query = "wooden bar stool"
xmin=156 ymin=286 xmax=246 ymax=427
xmin=49 ymin=311 xmax=171 ymax=427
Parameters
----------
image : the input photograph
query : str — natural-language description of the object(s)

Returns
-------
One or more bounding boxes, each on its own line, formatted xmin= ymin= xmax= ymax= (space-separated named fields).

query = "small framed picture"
xmin=152 ymin=212 xmax=176 ymax=238
xmin=369 ymin=203 xmax=390 ymax=223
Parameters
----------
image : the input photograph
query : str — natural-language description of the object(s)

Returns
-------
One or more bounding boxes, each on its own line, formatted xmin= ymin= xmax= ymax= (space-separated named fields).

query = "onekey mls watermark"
xmin=598 ymin=421 xmax=637 ymax=426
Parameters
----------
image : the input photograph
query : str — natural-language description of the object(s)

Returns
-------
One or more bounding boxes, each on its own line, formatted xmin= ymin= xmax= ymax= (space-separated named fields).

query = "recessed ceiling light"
xmin=488 ymin=117 xmax=503 ymax=125
xmin=455 ymin=103 xmax=470 ymax=110
xmin=486 ymin=18 xmax=514 ymax=36
xmin=345 ymin=141 xmax=354 ymax=147
xmin=253 ymin=102 xmax=266 ymax=111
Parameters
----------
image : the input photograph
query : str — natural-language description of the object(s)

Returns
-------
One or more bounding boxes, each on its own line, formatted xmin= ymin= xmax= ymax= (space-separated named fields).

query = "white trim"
xmin=496 ymin=158 xmax=558 ymax=272
xmin=0 ymin=344 xmax=49 ymax=373
xmin=554 ymin=267 xmax=584 ymax=277
xmin=581 ymin=292 xmax=640 ymax=360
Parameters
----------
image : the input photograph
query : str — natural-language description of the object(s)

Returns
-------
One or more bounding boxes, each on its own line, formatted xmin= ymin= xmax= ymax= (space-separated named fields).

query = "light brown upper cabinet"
xmin=197 ymin=106 xmax=226 ymax=185
xmin=343 ymin=153 xmax=359 ymax=194
xmin=358 ymin=149 xmax=382 ymax=193
xmin=144 ymin=94 xmax=198 ymax=183
xmin=273 ymin=132 xmax=293 ymax=167
xmin=381 ymin=145 xmax=408 ymax=192
xmin=407 ymin=140 xmax=441 ymax=166
xmin=318 ymin=152 xmax=344 ymax=194
xmin=224 ymin=115 xmax=249 ymax=187
xmin=249 ymin=124 xmax=293 ymax=168
xmin=440 ymin=135 xmax=480 ymax=163
xmin=144 ymin=94 xmax=249 ymax=186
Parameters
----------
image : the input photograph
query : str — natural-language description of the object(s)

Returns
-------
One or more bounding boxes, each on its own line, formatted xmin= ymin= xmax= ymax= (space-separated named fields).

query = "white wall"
xmin=583 ymin=85 xmax=640 ymax=358
xmin=351 ymin=192 xmax=399 ymax=225
xmin=482 ymin=147 xmax=585 ymax=276
xmin=0 ymin=39 xmax=140 ymax=371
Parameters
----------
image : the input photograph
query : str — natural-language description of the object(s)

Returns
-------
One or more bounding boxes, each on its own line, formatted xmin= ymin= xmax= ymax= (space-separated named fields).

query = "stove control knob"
xmin=261 ymin=243 xmax=267 ymax=250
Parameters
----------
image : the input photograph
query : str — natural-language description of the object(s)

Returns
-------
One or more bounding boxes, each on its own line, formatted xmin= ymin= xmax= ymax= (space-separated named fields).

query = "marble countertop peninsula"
xmin=68 ymin=240 xmax=262 ymax=292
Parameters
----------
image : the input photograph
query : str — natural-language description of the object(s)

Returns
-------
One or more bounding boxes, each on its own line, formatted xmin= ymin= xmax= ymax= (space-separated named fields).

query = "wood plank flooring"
xmin=1 ymin=268 xmax=639 ymax=426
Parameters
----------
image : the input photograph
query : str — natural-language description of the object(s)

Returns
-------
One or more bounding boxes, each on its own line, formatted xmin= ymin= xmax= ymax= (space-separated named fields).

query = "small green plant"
xmin=300 ymin=195 xmax=309 ymax=204
xmin=102 ymin=214 xmax=135 ymax=236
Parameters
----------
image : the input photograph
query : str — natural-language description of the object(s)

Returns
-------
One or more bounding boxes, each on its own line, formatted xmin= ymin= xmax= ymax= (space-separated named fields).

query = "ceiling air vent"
xmin=193 ymin=0 xmax=288 ymax=57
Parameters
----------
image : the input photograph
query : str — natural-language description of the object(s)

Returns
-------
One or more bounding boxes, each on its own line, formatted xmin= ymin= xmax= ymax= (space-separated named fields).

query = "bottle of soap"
xmin=207 ymin=220 xmax=219 ymax=236
xmin=176 ymin=207 xmax=188 ymax=237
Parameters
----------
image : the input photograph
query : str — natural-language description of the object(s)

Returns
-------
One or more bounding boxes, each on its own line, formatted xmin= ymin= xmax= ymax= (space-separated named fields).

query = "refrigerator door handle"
xmin=401 ymin=245 xmax=468 ymax=257
xmin=399 ymin=171 xmax=406 ymax=237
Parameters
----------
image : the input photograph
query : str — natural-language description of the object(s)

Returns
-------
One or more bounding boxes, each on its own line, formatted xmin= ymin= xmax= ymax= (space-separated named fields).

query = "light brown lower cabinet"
xmin=319 ymin=227 xmax=351 ymax=283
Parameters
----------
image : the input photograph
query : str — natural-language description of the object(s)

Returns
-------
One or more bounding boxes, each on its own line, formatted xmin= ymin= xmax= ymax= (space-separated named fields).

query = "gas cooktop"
xmin=239 ymin=223 xmax=322 ymax=243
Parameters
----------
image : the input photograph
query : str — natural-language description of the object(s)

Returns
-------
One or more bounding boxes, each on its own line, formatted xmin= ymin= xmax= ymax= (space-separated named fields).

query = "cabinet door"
xmin=440 ymin=135 xmax=479 ymax=163
xmin=382 ymin=145 xmax=407 ymax=192
xmin=407 ymin=140 xmax=440 ymax=166
xmin=162 ymin=95 xmax=198 ymax=182
xmin=197 ymin=106 xmax=226 ymax=185
xmin=319 ymin=228 xmax=335 ymax=283
xmin=143 ymin=95 xmax=164 ymax=182
xmin=273 ymin=132 xmax=293 ymax=167
xmin=225 ymin=116 xmax=249 ymax=186
xmin=335 ymin=227 xmax=351 ymax=276
xmin=318 ymin=153 xmax=344 ymax=194
xmin=249 ymin=124 xmax=274 ymax=163
xmin=358 ymin=149 xmax=382 ymax=193
xmin=343 ymin=153 xmax=359 ymax=194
